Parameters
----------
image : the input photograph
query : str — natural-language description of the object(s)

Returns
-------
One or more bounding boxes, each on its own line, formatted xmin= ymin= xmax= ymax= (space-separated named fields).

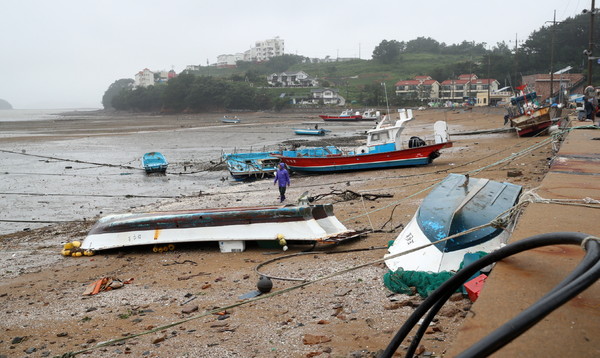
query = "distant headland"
xmin=0 ymin=99 xmax=13 ymax=109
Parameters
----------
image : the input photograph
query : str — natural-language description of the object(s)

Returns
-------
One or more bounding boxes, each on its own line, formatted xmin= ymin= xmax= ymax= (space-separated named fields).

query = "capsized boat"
xmin=222 ymin=115 xmax=241 ymax=124
xmin=505 ymin=92 xmax=551 ymax=137
xmin=319 ymin=109 xmax=362 ymax=121
xmin=384 ymin=174 xmax=522 ymax=273
xmin=141 ymin=152 xmax=168 ymax=174
xmin=81 ymin=204 xmax=360 ymax=253
xmin=222 ymin=151 xmax=281 ymax=181
xmin=275 ymin=109 xmax=452 ymax=173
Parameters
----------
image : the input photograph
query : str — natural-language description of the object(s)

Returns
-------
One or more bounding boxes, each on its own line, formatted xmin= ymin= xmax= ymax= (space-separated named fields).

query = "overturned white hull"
xmin=82 ymin=204 xmax=355 ymax=252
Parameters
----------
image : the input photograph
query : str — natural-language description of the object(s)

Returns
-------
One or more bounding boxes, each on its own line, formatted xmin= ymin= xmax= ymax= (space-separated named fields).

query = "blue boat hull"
xmin=385 ymin=174 xmax=522 ymax=273
xmin=142 ymin=152 xmax=168 ymax=174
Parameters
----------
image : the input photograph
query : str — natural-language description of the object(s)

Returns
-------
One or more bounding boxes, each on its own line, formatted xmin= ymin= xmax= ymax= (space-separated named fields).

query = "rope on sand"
xmin=57 ymin=202 xmax=523 ymax=357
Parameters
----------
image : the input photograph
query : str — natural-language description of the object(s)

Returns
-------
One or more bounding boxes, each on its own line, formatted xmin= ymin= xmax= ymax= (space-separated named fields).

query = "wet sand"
xmin=0 ymin=108 xmax=555 ymax=357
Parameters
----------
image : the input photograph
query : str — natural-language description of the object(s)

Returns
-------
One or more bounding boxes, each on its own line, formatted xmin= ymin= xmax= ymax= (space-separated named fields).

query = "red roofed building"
xmin=395 ymin=76 xmax=440 ymax=100
xmin=440 ymin=74 xmax=499 ymax=102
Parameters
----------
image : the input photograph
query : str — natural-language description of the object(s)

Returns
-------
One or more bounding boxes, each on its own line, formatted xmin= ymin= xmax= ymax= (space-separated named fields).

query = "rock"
xmin=507 ymin=169 xmax=523 ymax=177
xmin=152 ymin=335 xmax=166 ymax=344
xmin=316 ymin=320 xmax=329 ymax=325
xmin=415 ymin=344 xmax=426 ymax=355
xmin=56 ymin=332 xmax=68 ymax=337
xmin=302 ymin=334 xmax=331 ymax=345
xmin=438 ymin=306 xmax=462 ymax=318
xmin=11 ymin=337 xmax=25 ymax=344
xmin=25 ymin=347 xmax=37 ymax=354
xmin=181 ymin=305 xmax=199 ymax=314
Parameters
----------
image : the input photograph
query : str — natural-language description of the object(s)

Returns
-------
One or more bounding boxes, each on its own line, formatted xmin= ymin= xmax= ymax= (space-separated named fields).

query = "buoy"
xmin=257 ymin=276 xmax=273 ymax=293
xmin=71 ymin=241 xmax=81 ymax=248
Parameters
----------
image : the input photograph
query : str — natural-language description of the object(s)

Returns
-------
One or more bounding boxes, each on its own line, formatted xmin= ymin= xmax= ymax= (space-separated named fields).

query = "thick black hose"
xmin=381 ymin=232 xmax=600 ymax=358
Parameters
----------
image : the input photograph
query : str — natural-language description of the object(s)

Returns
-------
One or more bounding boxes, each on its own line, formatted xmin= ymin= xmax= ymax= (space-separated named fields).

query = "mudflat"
xmin=0 ymin=108 xmax=553 ymax=357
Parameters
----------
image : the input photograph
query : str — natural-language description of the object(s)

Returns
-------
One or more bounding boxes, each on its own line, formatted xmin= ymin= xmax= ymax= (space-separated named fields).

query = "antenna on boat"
xmin=382 ymin=82 xmax=391 ymax=118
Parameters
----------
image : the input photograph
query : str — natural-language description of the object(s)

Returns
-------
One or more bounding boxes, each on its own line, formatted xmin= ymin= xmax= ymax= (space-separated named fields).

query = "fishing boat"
xmin=293 ymin=123 xmax=331 ymax=136
xmin=384 ymin=174 xmax=522 ymax=273
xmin=361 ymin=108 xmax=381 ymax=121
xmin=81 ymin=204 xmax=359 ymax=253
xmin=319 ymin=109 xmax=362 ymax=121
xmin=505 ymin=91 xmax=551 ymax=137
xmin=274 ymin=109 xmax=452 ymax=173
xmin=141 ymin=152 xmax=168 ymax=174
xmin=222 ymin=115 xmax=241 ymax=124
xmin=222 ymin=151 xmax=281 ymax=181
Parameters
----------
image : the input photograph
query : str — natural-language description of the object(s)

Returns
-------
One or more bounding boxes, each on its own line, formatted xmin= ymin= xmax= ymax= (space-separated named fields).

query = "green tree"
xmin=372 ymin=40 xmax=403 ymax=64
xmin=405 ymin=37 xmax=440 ymax=53
xmin=102 ymin=78 xmax=134 ymax=109
xmin=163 ymin=73 xmax=195 ymax=111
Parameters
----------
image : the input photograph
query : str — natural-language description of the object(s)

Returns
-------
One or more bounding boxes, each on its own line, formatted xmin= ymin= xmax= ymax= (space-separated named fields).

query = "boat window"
xmin=371 ymin=133 xmax=380 ymax=141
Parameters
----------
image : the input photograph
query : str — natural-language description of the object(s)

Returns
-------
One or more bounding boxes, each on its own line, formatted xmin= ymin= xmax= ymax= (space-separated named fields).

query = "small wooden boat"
xmin=385 ymin=174 xmax=522 ymax=273
xmin=222 ymin=151 xmax=281 ymax=181
xmin=293 ymin=123 xmax=331 ymax=136
xmin=319 ymin=109 xmax=362 ymax=121
xmin=294 ymin=128 xmax=331 ymax=136
xmin=505 ymin=92 xmax=552 ymax=137
xmin=81 ymin=204 xmax=359 ymax=253
xmin=222 ymin=115 xmax=241 ymax=124
xmin=275 ymin=109 xmax=452 ymax=173
xmin=141 ymin=152 xmax=168 ymax=174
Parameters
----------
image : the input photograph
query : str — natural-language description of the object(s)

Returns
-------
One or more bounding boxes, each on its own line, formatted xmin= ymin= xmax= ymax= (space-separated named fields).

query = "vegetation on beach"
xmin=104 ymin=12 xmax=599 ymax=113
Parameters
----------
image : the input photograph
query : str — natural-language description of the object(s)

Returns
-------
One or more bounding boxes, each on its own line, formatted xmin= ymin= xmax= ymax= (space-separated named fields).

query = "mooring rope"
xmin=57 ymin=202 xmax=523 ymax=357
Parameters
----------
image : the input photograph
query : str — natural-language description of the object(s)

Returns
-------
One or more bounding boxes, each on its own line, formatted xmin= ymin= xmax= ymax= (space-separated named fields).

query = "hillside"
xmin=188 ymin=53 xmax=473 ymax=103
xmin=0 ymin=98 xmax=13 ymax=110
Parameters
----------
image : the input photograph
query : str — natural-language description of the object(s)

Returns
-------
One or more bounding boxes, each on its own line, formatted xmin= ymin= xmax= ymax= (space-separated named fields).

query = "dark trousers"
xmin=278 ymin=186 xmax=287 ymax=200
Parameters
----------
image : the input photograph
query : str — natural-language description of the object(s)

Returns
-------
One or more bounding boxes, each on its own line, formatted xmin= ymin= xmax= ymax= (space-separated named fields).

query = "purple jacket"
xmin=274 ymin=167 xmax=290 ymax=187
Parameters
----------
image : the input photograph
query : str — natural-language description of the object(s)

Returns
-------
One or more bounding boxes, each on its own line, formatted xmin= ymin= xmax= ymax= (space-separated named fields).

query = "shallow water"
xmin=0 ymin=111 xmax=374 ymax=235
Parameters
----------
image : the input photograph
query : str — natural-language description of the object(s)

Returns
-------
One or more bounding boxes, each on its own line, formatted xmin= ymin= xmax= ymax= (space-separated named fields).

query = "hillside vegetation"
xmin=106 ymin=12 xmax=598 ymax=112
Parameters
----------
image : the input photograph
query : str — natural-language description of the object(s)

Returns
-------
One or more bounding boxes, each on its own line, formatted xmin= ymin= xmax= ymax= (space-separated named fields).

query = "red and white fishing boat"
xmin=319 ymin=109 xmax=363 ymax=121
xmin=275 ymin=109 xmax=452 ymax=173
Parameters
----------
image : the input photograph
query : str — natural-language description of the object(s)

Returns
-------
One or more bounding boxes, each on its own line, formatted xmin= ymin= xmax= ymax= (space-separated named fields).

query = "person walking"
xmin=274 ymin=163 xmax=290 ymax=202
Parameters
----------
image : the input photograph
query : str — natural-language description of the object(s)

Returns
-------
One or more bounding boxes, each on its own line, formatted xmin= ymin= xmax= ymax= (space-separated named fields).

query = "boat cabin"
xmin=365 ymin=109 xmax=414 ymax=152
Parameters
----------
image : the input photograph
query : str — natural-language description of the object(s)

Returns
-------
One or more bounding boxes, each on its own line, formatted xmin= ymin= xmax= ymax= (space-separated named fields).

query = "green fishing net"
xmin=383 ymin=252 xmax=489 ymax=298
xmin=383 ymin=269 xmax=456 ymax=298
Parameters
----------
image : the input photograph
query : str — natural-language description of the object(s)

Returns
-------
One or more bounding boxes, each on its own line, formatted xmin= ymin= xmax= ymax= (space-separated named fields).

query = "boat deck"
xmin=447 ymin=125 xmax=600 ymax=356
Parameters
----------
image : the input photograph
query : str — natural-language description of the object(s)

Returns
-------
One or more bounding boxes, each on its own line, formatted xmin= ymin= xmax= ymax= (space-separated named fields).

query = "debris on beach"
xmin=82 ymin=277 xmax=133 ymax=296
xmin=61 ymin=240 xmax=94 ymax=257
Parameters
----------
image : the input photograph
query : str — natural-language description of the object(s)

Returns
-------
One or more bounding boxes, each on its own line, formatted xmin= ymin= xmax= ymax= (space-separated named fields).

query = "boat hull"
xmin=319 ymin=115 xmax=362 ymax=121
xmin=509 ymin=104 xmax=551 ymax=137
xmin=275 ymin=142 xmax=452 ymax=173
xmin=294 ymin=129 xmax=329 ymax=136
xmin=82 ymin=204 xmax=353 ymax=251
xmin=223 ymin=151 xmax=280 ymax=181
xmin=385 ymin=174 xmax=522 ymax=273
xmin=142 ymin=152 xmax=168 ymax=174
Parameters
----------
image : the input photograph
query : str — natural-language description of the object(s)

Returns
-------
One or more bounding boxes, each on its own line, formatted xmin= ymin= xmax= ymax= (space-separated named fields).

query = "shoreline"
xmin=0 ymin=108 xmax=553 ymax=357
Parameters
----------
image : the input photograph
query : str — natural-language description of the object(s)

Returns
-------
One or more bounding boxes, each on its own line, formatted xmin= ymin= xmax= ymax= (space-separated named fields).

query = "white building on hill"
xmin=217 ymin=37 xmax=284 ymax=67
xmin=134 ymin=68 xmax=154 ymax=88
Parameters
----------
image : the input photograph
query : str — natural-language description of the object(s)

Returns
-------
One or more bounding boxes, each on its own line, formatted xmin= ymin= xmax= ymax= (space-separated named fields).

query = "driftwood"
xmin=310 ymin=189 xmax=392 ymax=203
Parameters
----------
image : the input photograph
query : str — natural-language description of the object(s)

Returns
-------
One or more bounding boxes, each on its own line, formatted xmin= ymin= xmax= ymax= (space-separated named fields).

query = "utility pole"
xmin=586 ymin=0 xmax=596 ymax=85
xmin=550 ymin=10 xmax=556 ymax=102
xmin=487 ymin=50 xmax=491 ymax=106
xmin=513 ymin=33 xmax=519 ymax=88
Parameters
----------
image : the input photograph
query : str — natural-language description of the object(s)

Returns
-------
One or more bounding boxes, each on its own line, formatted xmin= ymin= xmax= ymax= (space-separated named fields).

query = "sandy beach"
xmin=0 ymin=108 xmax=556 ymax=357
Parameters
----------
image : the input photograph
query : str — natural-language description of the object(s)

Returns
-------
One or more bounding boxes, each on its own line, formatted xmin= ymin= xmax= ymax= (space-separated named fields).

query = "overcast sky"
xmin=0 ymin=0 xmax=589 ymax=109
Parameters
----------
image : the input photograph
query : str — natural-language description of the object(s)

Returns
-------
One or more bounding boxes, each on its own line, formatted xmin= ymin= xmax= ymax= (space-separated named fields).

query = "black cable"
xmin=381 ymin=232 xmax=600 ymax=358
